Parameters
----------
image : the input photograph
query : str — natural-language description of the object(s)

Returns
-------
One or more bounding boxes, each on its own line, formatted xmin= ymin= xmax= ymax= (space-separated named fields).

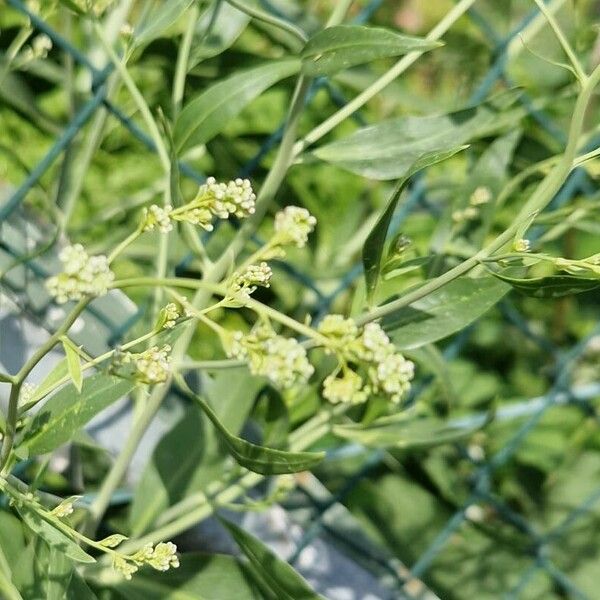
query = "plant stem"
xmin=110 ymin=276 xmax=225 ymax=295
xmin=359 ymin=62 xmax=600 ymax=326
xmin=244 ymin=297 xmax=329 ymax=345
xmin=532 ymin=0 xmax=587 ymax=84
xmin=93 ymin=22 xmax=170 ymax=171
xmin=0 ymin=298 xmax=89 ymax=473
xmin=107 ymin=223 xmax=144 ymax=263
xmin=172 ymin=4 xmax=198 ymax=117
xmin=84 ymin=67 xmax=314 ymax=536
xmin=292 ymin=0 xmax=477 ymax=155
xmin=357 ymin=226 xmax=518 ymax=325
xmin=229 ymin=75 xmax=312 ymax=259
xmin=18 ymin=329 xmax=159 ymax=415
xmin=225 ymin=0 xmax=308 ymax=45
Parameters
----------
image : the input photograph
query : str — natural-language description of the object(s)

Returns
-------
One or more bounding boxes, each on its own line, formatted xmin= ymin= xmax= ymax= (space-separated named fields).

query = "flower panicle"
xmin=119 ymin=344 xmax=172 ymax=384
xmin=46 ymin=244 xmax=114 ymax=304
xmin=317 ymin=316 xmax=415 ymax=405
xmin=224 ymin=322 xmax=313 ymax=389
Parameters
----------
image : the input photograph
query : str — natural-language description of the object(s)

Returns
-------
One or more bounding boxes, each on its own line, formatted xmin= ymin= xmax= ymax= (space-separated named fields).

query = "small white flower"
xmin=46 ymin=244 xmax=114 ymax=304
xmin=356 ymin=322 xmax=392 ymax=363
xmin=122 ymin=345 xmax=172 ymax=384
xmin=171 ymin=177 xmax=256 ymax=230
xmin=32 ymin=34 xmax=52 ymax=59
xmin=146 ymin=542 xmax=180 ymax=571
xmin=323 ymin=369 xmax=368 ymax=404
xmin=372 ymin=352 xmax=414 ymax=403
xmin=143 ymin=204 xmax=173 ymax=233
xmin=50 ymin=497 xmax=77 ymax=518
xmin=225 ymin=325 xmax=313 ymax=389
xmin=161 ymin=303 xmax=180 ymax=329
xmin=514 ymin=238 xmax=531 ymax=252
xmin=317 ymin=314 xmax=359 ymax=348
xmin=470 ymin=186 xmax=492 ymax=206
xmin=274 ymin=206 xmax=317 ymax=248
xmin=229 ymin=262 xmax=272 ymax=302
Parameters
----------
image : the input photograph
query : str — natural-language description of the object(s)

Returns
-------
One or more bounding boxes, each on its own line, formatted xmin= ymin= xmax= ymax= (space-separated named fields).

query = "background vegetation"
xmin=1 ymin=0 xmax=600 ymax=598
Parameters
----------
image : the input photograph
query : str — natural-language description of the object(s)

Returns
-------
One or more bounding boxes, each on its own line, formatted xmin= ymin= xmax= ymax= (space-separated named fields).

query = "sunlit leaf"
xmin=383 ymin=276 xmax=510 ymax=349
xmin=174 ymin=60 xmax=300 ymax=153
xmin=221 ymin=519 xmax=324 ymax=600
xmin=301 ymin=25 xmax=440 ymax=76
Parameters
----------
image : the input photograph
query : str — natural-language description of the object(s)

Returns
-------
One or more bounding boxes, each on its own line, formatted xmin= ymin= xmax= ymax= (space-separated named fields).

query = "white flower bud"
xmin=274 ymin=206 xmax=316 ymax=248
xmin=470 ymin=186 xmax=492 ymax=206
xmin=143 ymin=204 xmax=173 ymax=233
xmin=46 ymin=244 xmax=114 ymax=303
xmin=323 ymin=369 xmax=368 ymax=404
xmin=514 ymin=238 xmax=530 ymax=252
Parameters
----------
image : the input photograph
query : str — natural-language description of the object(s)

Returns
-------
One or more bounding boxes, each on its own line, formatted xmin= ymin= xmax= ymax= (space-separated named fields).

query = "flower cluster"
xmin=225 ymin=323 xmax=313 ymax=389
xmin=143 ymin=204 xmax=173 ymax=233
xmin=141 ymin=178 xmax=255 ymax=233
xmin=120 ymin=345 xmax=172 ymax=384
xmin=113 ymin=542 xmax=179 ymax=580
xmin=273 ymin=206 xmax=317 ymax=248
xmin=170 ymin=177 xmax=255 ymax=231
xmin=46 ymin=244 xmax=114 ymax=304
xmin=317 ymin=316 xmax=414 ymax=404
xmin=227 ymin=262 xmax=273 ymax=303
xmin=157 ymin=302 xmax=186 ymax=330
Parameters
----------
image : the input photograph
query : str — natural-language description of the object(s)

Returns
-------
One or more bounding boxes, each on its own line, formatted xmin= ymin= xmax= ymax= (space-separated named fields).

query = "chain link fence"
xmin=1 ymin=1 xmax=599 ymax=598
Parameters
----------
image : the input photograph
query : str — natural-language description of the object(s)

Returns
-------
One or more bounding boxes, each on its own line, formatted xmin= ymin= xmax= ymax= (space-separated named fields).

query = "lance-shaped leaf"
xmin=301 ymin=25 xmax=441 ymax=76
xmin=488 ymin=269 xmax=600 ymax=298
xmin=221 ymin=518 xmax=324 ymax=600
xmin=333 ymin=411 xmax=493 ymax=449
xmin=174 ymin=59 xmax=300 ymax=153
xmin=106 ymin=553 xmax=262 ymax=600
xmin=363 ymin=147 xmax=466 ymax=301
xmin=188 ymin=383 xmax=324 ymax=475
xmin=313 ymin=89 xmax=525 ymax=179
xmin=19 ymin=373 xmax=134 ymax=457
xmin=60 ymin=337 xmax=83 ymax=393
xmin=16 ymin=506 xmax=95 ymax=564
xmin=134 ymin=0 xmax=197 ymax=46
xmin=384 ymin=276 xmax=511 ymax=349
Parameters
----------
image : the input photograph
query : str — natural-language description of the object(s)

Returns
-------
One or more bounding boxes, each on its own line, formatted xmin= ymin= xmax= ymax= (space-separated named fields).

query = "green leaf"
xmin=134 ymin=0 xmax=198 ymax=45
xmin=189 ymin=4 xmax=251 ymax=68
xmin=0 ymin=511 xmax=25 ymax=600
xmin=46 ymin=548 xmax=74 ymax=600
xmin=129 ymin=369 xmax=263 ymax=535
xmin=488 ymin=269 xmax=600 ymax=298
xmin=384 ymin=276 xmax=510 ymax=349
xmin=16 ymin=507 xmax=95 ymax=564
xmin=27 ymin=359 xmax=69 ymax=406
xmin=191 ymin=388 xmax=324 ymax=475
xmin=300 ymin=25 xmax=440 ymax=76
xmin=221 ymin=519 xmax=324 ymax=600
xmin=333 ymin=411 xmax=492 ymax=448
xmin=56 ymin=0 xmax=86 ymax=15
xmin=20 ymin=373 xmax=134 ymax=456
xmin=105 ymin=553 xmax=262 ymax=600
xmin=174 ymin=59 xmax=300 ymax=153
xmin=61 ymin=337 xmax=83 ymax=393
xmin=313 ymin=89 xmax=524 ymax=179
xmin=363 ymin=147 xmax=466 ymax=301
